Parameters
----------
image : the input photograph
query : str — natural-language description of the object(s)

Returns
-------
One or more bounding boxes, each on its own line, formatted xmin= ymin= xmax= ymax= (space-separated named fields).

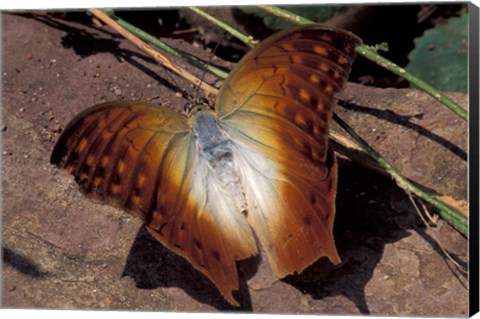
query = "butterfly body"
xmin=51 ymin=24 xmax=362 ymax=306
xmin=191 ymin=110 xmax=238 ymax=176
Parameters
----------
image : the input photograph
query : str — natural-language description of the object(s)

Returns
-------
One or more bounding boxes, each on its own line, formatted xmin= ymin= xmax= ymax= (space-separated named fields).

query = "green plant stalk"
xmin=99 ymin=8 xmax=229 ymax=79
xmin=332 ymin=113 xmax=468 ymax=236
xmin=189 ymin=7 xmax=256 ymax=48
xmin=256 ymin=5 xmax=315 ymax=25
xmin=357 ymin=46 xmax=468 ymax=121
xmin=256 ymin=5 xmax=468 ymax=121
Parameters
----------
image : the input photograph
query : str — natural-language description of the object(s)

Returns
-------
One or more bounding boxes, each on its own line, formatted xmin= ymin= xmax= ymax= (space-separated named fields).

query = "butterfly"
xmin=50 ymin=24 xmax=362 ymax=306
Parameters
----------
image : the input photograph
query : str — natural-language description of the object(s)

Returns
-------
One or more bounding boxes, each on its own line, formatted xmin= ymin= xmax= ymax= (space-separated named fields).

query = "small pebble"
xmin=114 ymin=87 xmax=122 ymax=96
xmin=19 ymin=108 xmax=25 ymax=112
xmin=51 ymin=123 xmax=62 ymax=133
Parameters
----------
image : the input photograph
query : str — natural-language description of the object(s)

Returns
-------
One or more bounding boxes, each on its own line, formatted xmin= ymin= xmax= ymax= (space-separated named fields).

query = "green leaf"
xmin=406 ymin=14 xmax=468 ymax=93
xmin=241 ymin=5 xmax=338 ymax=31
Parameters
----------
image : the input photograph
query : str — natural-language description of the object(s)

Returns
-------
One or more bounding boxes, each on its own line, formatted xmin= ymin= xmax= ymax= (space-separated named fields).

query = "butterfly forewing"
xmin=215 ymin=25 xmax=361 ymax=277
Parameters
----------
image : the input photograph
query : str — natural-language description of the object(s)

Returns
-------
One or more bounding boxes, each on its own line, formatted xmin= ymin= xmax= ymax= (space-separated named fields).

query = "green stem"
xmin=99 ymin=8 xmax=229 ymax=79
xmin=333 ymin=113 xmax=468 ymax=237
xmin=357 ymin=46 xmax=468 ymax=121
xmin=256 ymin=5 xmax=314 ymax=25
xmin=256 ymin=5 xmax=468 ymax=122
xmin=189 ymin=7 xmax=256 ymax=48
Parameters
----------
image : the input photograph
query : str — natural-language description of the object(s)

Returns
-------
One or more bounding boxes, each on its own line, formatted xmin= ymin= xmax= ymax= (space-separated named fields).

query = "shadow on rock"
xmin=415 ymin=228 xmax=468 ymax=290
xmin=12 ymin=12 xmax=191 ymax=100
xmin=2 ymin=245 xmax=48 ymax=278
xmin=284 ymin=160 xmax=411 ymax=314
xmin=121 ymin=225 xmax=260 ymax=312
xmin=337 ymin=100 xmax=467 ymax=161
xmin=20 ymin=11 xmax=230 ymax=78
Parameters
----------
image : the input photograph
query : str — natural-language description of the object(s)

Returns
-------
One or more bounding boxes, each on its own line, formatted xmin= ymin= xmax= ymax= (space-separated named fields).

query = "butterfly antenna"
xmin=162 ymin=66 xmax=195 ymax=102
xmin=192 ymin=31 xmax=227 ymax=104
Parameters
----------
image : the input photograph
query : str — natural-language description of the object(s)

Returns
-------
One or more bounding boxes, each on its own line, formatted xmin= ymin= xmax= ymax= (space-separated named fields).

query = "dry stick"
xmin=407 ymin=192 xmax=468 ymax=275
xmin=421 ymin=201 xmax=439 ymax=225
xmin=99 ymin=8 xmax=229 ymax=80
xmin=88 ymin=8 xmax=219 ymax=97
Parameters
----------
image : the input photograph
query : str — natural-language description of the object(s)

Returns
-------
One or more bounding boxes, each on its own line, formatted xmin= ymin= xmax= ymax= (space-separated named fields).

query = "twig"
xmin=421 ymin=201 xmax=439 ymax=225
xmin=256 ymin=5 xmax=468 ymax=121
xmin=407 ymin=192 xmax=468 ymax=274
xmin=88 ymin=8 xmax=219 ymax=97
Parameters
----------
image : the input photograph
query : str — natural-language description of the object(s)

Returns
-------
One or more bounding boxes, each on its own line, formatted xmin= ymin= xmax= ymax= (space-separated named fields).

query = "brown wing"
xmin=51 ymin=101 xmax=257 ymax=305
xmin=215 ymin=25 xmax=361 ymax=277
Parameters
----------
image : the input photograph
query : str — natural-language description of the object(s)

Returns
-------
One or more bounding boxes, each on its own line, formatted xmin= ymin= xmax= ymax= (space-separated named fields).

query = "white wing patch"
xmin=191 ymin=151 xmax=258 ymax=259
xmin=190 ymin=120 xmax=321 ymax=277
xmin=228 ymin=142 xmax=288 ymax=274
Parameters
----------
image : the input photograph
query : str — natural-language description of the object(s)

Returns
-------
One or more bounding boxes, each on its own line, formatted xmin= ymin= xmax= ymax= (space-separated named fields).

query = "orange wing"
xmin=50 ymin=101 xmax=257 ymax=305
xmin=216 ymin=25 xmax=362 ymax=277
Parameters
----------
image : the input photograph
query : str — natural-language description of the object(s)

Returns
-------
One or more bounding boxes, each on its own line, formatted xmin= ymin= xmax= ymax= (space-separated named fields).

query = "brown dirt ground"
xmin=1 ymin=12 xmax=468 ymax=316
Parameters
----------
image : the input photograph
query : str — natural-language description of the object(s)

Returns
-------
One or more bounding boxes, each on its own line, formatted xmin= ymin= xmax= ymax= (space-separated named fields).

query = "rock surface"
xmin=1 ymin=12 xmax=468 ymax=316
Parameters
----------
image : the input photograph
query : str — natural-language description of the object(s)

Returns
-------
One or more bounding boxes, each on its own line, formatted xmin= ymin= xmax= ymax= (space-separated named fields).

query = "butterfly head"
xmin=183 ymin=97 xmax=213 ymax=117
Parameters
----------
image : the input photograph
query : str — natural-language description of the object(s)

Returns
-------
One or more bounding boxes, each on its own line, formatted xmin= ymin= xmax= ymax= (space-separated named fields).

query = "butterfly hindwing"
xmin=215 ymin=25 xmax=361 ymax=277
xmin=50 ymin=101 xmax=257 ymax=305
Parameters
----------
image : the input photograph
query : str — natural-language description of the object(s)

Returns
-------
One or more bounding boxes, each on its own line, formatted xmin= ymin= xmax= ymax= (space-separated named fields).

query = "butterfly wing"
xmin=50 ymin=101 xmax=257 ymax=305
xmin=215 ymin=25 xmax=362 ymax=277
